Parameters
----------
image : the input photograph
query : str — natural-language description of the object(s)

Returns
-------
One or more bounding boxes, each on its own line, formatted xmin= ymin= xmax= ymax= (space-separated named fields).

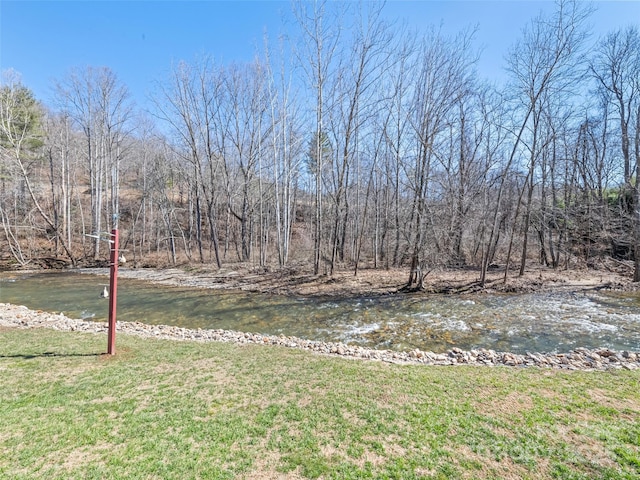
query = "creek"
xmin=1 ymin=271 xmax=639 ymax=354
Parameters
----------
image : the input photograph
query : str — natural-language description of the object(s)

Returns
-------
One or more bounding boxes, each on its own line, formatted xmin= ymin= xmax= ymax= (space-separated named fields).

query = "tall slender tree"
xmin=495 ymin=0 xmax=590 ymax=282
xmin=55 ymin=66 xmax=132 ymax=259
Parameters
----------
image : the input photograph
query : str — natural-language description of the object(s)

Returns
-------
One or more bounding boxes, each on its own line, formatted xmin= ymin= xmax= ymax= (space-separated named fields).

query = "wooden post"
xmin=107 ymin=229 xmax=119 ymax=355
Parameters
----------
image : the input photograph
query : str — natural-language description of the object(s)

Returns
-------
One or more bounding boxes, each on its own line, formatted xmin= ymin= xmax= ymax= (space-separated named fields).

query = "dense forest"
xmin=1 ymin=0 xmax=639 ymax=287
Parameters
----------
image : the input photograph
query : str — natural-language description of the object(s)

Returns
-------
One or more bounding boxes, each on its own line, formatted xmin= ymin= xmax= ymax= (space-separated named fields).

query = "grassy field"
xmin=1 ymin=327 xmax=639 ymax=479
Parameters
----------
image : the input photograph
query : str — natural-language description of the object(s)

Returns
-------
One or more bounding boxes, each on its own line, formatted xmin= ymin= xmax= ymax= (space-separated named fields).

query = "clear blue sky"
xmin=1 ymin=1 xmax=639 ymax=109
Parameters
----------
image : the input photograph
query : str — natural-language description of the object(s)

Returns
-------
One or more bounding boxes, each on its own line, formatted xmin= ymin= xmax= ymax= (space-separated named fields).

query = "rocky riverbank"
xmin=2 ymin=302 xmax=638 ymax=371
xmin=76 ymin=262 xmax=638 ymax=297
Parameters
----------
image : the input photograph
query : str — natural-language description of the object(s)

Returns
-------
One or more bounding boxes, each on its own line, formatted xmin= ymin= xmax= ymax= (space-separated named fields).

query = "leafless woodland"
xmin=1 ymin=1 xmax=639 ymax=287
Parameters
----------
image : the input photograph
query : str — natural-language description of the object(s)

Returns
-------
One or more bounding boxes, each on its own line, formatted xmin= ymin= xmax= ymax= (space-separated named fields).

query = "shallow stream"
xmin=2 ymin=271 xmax=639 ymax=354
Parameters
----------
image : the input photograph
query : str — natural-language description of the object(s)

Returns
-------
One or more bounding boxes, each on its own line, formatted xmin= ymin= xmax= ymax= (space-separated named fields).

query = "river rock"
xmin=2 ymin=302 xmax=640 ymax=372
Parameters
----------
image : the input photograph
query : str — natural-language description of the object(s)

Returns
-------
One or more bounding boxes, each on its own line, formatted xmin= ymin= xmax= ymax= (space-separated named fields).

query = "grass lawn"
xmin=1 ymin=327 xmax=639 ymax=479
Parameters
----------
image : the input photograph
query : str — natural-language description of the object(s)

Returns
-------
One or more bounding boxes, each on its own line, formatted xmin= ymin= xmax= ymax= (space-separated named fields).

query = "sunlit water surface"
xmin=2 ymin=271 xmax=639 ymax=354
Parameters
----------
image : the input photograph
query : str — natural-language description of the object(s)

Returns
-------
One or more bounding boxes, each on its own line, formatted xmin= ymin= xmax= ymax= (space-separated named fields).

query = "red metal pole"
xmin=107 ymin=229 xmax=119 ymax=355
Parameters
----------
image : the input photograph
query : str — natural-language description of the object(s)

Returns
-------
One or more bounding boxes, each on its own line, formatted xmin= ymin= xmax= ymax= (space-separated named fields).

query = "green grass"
xmin=1 ymin=327 xmax=639 ymax=479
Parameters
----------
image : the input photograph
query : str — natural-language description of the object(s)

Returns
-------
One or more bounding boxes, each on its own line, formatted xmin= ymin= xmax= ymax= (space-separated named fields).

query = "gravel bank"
xmin=1 ymin=302 xmax=639 ymax=371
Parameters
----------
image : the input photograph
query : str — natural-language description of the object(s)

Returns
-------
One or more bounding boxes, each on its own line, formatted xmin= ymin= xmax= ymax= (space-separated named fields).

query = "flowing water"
xmin=2 ymin=271 xmax=640 ymax=354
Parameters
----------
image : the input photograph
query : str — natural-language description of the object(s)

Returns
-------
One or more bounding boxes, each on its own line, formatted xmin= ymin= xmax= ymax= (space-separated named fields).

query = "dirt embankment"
xmin=74 ymin=260 xmax=638 ymax=298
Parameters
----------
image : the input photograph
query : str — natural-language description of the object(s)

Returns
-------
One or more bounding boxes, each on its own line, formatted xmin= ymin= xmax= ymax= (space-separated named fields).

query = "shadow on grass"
xmin=0 ymin=351 xmax=103 ymax=359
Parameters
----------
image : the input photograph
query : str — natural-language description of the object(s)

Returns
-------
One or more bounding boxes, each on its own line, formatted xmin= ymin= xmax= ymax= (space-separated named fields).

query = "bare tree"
xmin=152 ymin=58 xmax=223 ymax=266
xmin=590 ymin=26 xmax=640 ymax=279
xmin=324 ymin=1 xmax=391 ymax=275
xmin=0 ymin=70 xmax=76 ymax=264
xmin=55 ymin=66 xmax=132 ymax=260
xmin=42 ymin=110 xmax=78 ymax=259
xmin=292 ymin=0 xmax=342 ymax=274
xmin=264 ymin=36 xmax=303 ymax=267
xmin=219 ymin=62 xmax=271 ymax=263
xmin=492 ymin=0 xmax=590 ymax=283
xmin=379 ymin=33 xmax=416 ymax=268
xmin=591 ymin=26 xmax=640 ymax=184
xmin=404 ymin=28 xmax=477 ymax=288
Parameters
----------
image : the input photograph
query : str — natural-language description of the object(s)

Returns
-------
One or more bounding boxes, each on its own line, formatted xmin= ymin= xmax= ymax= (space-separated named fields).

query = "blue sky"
xmin=1 ymin=1 xmax=639 ymax=109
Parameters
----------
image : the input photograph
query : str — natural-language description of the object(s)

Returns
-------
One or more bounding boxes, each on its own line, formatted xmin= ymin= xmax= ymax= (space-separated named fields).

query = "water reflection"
xmin=1 ymin=271 xmax=639 ymax=354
